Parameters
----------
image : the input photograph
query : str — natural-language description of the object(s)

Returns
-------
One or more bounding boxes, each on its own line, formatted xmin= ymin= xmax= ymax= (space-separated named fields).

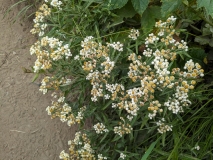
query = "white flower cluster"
xmin=128 ymin=53 xmax=151 ymax=82
xmin=58 ymin=96 xmax=65 ymax=103
xmin=143 ymin=48 xmax=153 ymax=57
xmin=114 ymin=118 xmax=132 ymax=137
xmin=30 ymin=4 xmax=51 ymax=36
xmin=73 ymin=131 xmax=81 ymax=145
xmin=30 ymin=36 xmax=71 ymax=72
xmin=101 ymin=57 xmax=115 ymax=75
xmin=45 ymin=0 xmax=63 ymax=9
xmin=98 ymin=154 xmax=108 ymax=160
xmin=59 ymin=103 xmax=72 ymax=122
xmin=152 ymin=54 xmax=170 ymax=77
xmin=155 ymin=16 xmax=176 ymax=30
xmin=107 ymin=42 xmax=123 ymax=52
xmin=80 ymin=36 xmax=100 ymax=60
xmin=40 ymin=76 xmax=87 ymax=126
xmin=119 ymin=153 xmax=126 ymax=159
xmin=104 ymin=94 xmax=110 ymax=100
xmin=183 ymin=59 xmax=204 ymax=77
xmin=164 ymin=83 xmax=192 ymax=114
xmin=164 ymin=98 xmax=183 ymax=114
xmin=79 ymin=37 xmax=122 ymax=102
xmin=175 ymin=40 xmax=188 ymax=51
xmin=125 ymin=16 xmax=204 ymax=134
xmin=64 ymin=132 xmax=96 ymax=159
xmin=59 ymin=150 xmax=69 ymax=159
xmin=46 ymin=104 xmax=55 ymax=116
xmin=128 ymin=29 xmax=140 ymax=40
xmin=85 ymin=71 xmax=104 ymax=102
xmin=145 ymin=33 xmax=159 ymax=46
xmin=81 ymin=143 xmax=93 ymax=154
xmin=39 ymin=76 xmax=70 ymax=94
xmin=93 ymin=123 xmax=109 ymax=134
xmin=148 ymin=100 xmax=163 ymax=119
xmin=39 ymin=76 xmax=50 ymax=94
xmin=75 ymin=106 xmax=86 ymax=124
xmin=106 ymin=83 xmax=125 ymax=100
xmin=155 ymin=16 xmax=176 ymax=29
xmin=156 ymin=118 xmax=173 ymax=134
xmin=194 ymin=145 xmax=200 ymax=150
xmin=153 ymin=16 xmax=188 ymax=51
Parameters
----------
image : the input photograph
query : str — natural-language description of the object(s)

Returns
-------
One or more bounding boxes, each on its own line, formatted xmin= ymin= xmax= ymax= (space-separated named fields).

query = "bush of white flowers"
xmin=29 ymin=1 xmax=207 ymax=159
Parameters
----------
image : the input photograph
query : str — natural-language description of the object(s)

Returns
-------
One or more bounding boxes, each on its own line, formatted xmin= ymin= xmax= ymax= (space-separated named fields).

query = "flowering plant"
xmin=28 ymin=0 xmax=212 ymax=159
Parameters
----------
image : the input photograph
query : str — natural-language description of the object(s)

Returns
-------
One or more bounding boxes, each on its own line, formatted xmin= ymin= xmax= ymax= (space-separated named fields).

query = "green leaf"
xmin=141 ymin=137 xmax=160 ymax=160
xmin=161 ymin=133 xmax=166 ymax=147
xmin=161 ymin=0 xmax=182 ymax=17
xmin=32 ymin=72 xmax=39 ymax=82
xmin=107 ymin=16 xmax=124 ymax=29
xmin=100 ymin=132 xmax=109 ymax=143
xmin=182 ymin=0 xmax=188 ymax=6
xmin=195 ymin=36 xmax=211 ymax=45
xmin=116 ymin=1 xmax=137 ymax=19
xmin=131 ymin=0 xmax=149 ymax=15
xmin=108 ymin=0 xmax=128 ymax=10
xmin=102 ymin=100 xmax=113 ymax=110
xmin=112 ymin=135 xmax=121 ymax=142
xmin=141 ymin=6 xmax=161 ymax=34
xmin=188 ymin=48 xmax=207 ymax=66
xmin=179 ymin=154 xmax=200 ymax=160
xmin=154 ymin=149 xmax=170 ymax=156
xmin=197 ymin=0 xmax=213 ymax=17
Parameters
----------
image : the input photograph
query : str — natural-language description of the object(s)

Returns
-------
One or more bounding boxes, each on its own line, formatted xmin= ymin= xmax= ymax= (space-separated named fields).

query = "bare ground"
xmin=0 ymin=1 xmax=78 ymax=159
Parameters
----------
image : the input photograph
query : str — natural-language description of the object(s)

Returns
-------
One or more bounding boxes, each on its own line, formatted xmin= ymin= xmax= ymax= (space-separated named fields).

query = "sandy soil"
xmin=0 ymin=1 xmax=78 ymax=159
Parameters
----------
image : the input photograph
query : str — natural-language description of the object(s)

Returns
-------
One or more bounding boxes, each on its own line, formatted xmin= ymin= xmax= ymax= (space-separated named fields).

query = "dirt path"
xmin=0 ymin=1 xmax=77 ymax=159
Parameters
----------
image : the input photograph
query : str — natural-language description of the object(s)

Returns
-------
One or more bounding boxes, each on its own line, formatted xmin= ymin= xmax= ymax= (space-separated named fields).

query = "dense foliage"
xmin=15 ymin=0 xmax=213 ymax=159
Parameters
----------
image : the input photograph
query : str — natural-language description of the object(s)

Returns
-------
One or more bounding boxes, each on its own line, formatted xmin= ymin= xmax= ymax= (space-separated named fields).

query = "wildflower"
xmin=167 ymin=16 xmax=177 ymax=22
xmin=58 ymin=96 xmax=65 ymax=103
xmin=30 ymin=36 xmax=71 ymax=72
xmin=128 ymin=29 xmax=140 ymax=40
xmin=104 ymin=94 xmax=110 ymax=100
xmin=75 ymin=106 xmax=86 ymax=123
xmin=183 ymin=59 xmax=204 ymax=77
xmin=145 ymin=33 xmax=159 ymax=45
xmin=143 ymin=48 xmax=153 ymax=57
xmin=46 ymin=106 xmax=55 ymax=115
xmin=66 ymin=132 xmax=96 ymax=159
xmin=30 ymin=4 xmax=51 ymax=36
xmin=156 ymin=119 xmax=173 ymax=134
xmin=194 ymin=145 xmax=200 ymax=150
xmin=98 ymin=154 xmax=107 ymax=160
xmin=39 ymin=76 xmax=50 ymax=94
xmin=50 ymin=0 xmax=63 ymax=9
xmin=59 ymin=150 xmax=69 ymax=159
xmin=93 ymin=123 xmax=109 ymax=134
xmin=107 ymin=42 xmax=123 ymax=52
xmin=114 ymin=118 xmax=132 ymax=137
xmin=74 ymin=55 xmax=80 ymax=60
xmin=119 ymin=153 xmax=126 ymax=159
xmin=127 ymin=115 xmax=133 ymax=121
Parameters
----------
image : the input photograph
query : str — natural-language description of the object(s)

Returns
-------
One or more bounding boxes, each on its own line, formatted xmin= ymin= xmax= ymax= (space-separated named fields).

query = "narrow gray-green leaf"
xmin=141 ymin=137 xmax=160 ymax=160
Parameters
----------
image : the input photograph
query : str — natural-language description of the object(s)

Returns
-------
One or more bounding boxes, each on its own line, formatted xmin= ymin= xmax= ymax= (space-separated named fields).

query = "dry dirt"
xmin=0 ymin=1 xmax=78 ymax=159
